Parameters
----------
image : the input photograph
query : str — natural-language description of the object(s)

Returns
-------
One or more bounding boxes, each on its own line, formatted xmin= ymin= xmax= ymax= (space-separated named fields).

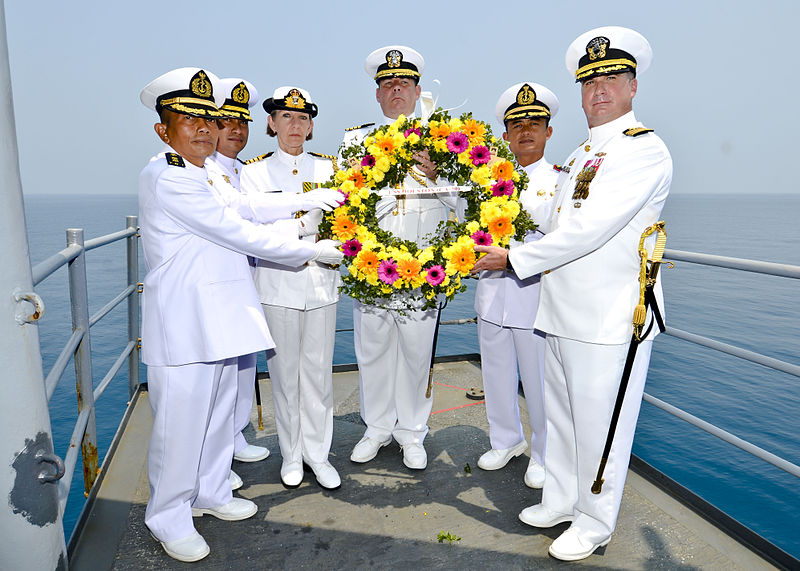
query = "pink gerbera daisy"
xmin=425 ymin=265 xmax=446 ymax=287
xmin=378 ymin=259 xmax=399 ymax=284
xmin=342 ymin=239 xmax=362 ymax=257
xmin=491 ymin=179 xmax=515 ymax=197
xmin=469 ymin=145 xmax=490 ymax=166
xmin=446 ymin=131 xmax=469 ymax=153
xmin=471 ymin=230 xmax=493 ymax=246
xmin=361 ymin=154 xmax=376 ymax=167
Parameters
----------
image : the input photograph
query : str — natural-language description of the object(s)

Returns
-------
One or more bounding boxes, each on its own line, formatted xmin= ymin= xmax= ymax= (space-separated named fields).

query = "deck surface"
xmin=70 ymin=360 xmax=777 ymax=570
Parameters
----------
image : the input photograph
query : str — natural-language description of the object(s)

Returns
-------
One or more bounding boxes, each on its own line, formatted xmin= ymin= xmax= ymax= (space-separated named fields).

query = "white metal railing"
xmin=30 ymin=216 xmax=140 ymax=517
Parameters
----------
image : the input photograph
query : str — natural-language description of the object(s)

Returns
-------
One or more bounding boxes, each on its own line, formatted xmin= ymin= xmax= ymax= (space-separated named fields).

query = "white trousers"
xmin=263 ymin=303 xmax=336 ymax=464
xmin=353 ymin=300 xmax=437 ymax=445
xmin=233 ymin=352 xmax=257 ymax=453
xmin=541 ymin=335 xmax=652 ymax=543
xmin=477 ymin=318 xmax=546 ymax=463
xmin=145 ymin=359 xmax=236 ymax=542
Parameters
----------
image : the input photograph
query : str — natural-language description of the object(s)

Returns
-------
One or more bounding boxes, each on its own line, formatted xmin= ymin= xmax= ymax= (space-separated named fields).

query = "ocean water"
xmin=22 ymin=193 xmax=800 ymax=559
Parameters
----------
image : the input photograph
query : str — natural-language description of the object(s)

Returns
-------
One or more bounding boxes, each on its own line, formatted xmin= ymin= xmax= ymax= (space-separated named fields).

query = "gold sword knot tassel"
xmin=633 ymin=221 xmax=668 ymax=341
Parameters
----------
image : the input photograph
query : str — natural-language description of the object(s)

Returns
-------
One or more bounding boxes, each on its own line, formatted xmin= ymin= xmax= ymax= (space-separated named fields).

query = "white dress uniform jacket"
xmin=139 ymin=150 xmax=317 ymax=367
xmin=344 ymin=116 xmax=456 ymax=447
xmin=240 ymin=149 xmax=340 ymax=309
xmin=474 ymin=159 xmax=557 ymax=460
xmin=508 ymin=111 xmax=672 ymax=543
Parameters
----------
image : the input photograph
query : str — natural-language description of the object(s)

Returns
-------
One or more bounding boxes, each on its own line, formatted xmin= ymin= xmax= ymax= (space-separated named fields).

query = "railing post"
xmin=126 ymin=216 xmax=140 ymax=398
xmin=0 ymin=0 xmax=68 ymax=567
xmin=66 ymin=229 xmax=99 ymax=494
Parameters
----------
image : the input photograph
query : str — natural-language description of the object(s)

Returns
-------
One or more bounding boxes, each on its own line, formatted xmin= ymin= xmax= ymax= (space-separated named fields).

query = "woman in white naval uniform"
xmin=346 ymin=46 xmax=459 ymax=471
xmin=239 ymin=86 xmax=341 ymax=489
xmin=139 ymin=68 xmax=344 ymax=562
xmin=474 ymin=83 xmax=559 ymax=489
xmin=474 ymin=27 xmax=672 ymax=561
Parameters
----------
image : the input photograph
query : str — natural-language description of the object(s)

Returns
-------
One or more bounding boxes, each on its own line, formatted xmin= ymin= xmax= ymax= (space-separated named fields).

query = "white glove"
xmin=310 ymin=239 xmax=343 ymax=265
xmin=375 ymin=195 xmax=397 ymax=218
xmin=300 ymin=188 xmax=344 ymax=212
xmin=298 ymin=209 xmax=324 ymax=237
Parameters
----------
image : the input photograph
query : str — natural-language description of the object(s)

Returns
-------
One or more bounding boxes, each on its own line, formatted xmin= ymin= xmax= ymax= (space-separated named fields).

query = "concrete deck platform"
xmin=70 ymin=360 xmax=777 ymax=570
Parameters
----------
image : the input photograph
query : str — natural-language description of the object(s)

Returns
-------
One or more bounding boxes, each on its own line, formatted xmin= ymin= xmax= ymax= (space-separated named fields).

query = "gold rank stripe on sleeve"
xmin=623 ymin=127 xmax=654 ymax=137
xmin=345 ymin=123 xmax=375 ymax=132
xmin=244 ymin=152 xmax=274 ymax=164
xmin=165 ymin=153 xmax=185 ymax=168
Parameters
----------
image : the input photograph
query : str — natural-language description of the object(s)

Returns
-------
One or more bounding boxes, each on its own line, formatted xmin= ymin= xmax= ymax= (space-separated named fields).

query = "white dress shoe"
xmin=191 ymin=497 xmax=257 ymax=521
xmin=524 ymin=458 xmax=546 ymax=489
xmin=350 ymin=436 xmax=391 ymax=463
xmin=518 ymin=504 xmax=574 ymax=528
xmin=233 ymin=444 xmax=269 ymax=463
xmin=477 ymin=440 xmax=527 ymax=470
xmin=155 ymin=531 xmax=210 ymax=562
xmin=307 ymin=460 xmax=341 ymax=489
xmin=281 ymin=461 xmax=303 ymax=487
xmin=548 ymin=527 xmax=611 ymax=561
xmin=401 ymin=443 xmax=427 ymax=470
xmin=229 ymin=469 xmax=243 ymax=491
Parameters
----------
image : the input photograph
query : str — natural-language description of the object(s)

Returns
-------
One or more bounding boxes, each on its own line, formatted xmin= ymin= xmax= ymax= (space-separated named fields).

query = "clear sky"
xmin=5 ymin=1 xmax=798 ymax=195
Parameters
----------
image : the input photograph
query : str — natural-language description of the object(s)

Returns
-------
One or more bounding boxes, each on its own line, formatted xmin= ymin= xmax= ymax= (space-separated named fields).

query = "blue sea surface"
xmin=22 ymin=193 xmax=800 ymax=558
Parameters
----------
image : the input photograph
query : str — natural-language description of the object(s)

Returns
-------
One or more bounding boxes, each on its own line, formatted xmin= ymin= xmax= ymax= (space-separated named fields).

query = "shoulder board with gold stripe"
xmin=623 ymin=127 xmax=654 ymax=137
xmin=345 ymin=123 xmax=375 ymax=132
xmin=244 ymin=152 xmax=273 ymax=165
xmin=165 ymin=153 xmax=185 ymax=168
xmin=308 ymin=151 xmax=339 ymax=172
xmin=236 ymin=157 xmax=246 ymax=165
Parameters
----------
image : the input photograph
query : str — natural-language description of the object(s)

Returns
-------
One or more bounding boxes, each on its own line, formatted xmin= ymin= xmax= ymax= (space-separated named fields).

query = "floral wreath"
xmin=319 ymin=109 xmax=536 ymax=311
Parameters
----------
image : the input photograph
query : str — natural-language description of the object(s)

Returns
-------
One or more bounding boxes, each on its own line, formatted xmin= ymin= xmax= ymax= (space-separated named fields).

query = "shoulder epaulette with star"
xmin=345 ymin=122 xmax=375 ymax=132
xmin=244 ymin=152 xmax=274 ymax=164
xmin=623 ymin=127 xmax=654 ymax=137
xmin=553 ymin=164 xmax=570 ymax=173
xmin=165 ymin=153 xmax=185 ymax=168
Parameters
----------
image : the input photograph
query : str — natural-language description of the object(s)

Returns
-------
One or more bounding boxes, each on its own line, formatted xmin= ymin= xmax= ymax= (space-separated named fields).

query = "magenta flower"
xmin=491 ymin=179 xmax=515 ymax=197
xmin=361 ymin=154 xmax=376 ymax=167
xmin=342 ymin=239 xmax=362 ymax=257
xmin=338 ymin=188 xmax=350 ymax=202
xmin=425 ymin=265 xmax=445 ymax=287
xmin=469 ymin=145 xmax=490 ymax=166
xmin=378 ymin=259 xmax=399 ymax=284
xmin=471 ymin=230 xmax=493 ymax=246
xmin=446 ymin=131 xmax=469 ymax=153
xmin=404 ymin=127 xmax=422 ymax=138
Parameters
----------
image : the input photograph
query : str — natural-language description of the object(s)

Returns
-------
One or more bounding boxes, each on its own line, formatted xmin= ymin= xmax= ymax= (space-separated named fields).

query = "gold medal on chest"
xmin=572 ymin=158 xmax=604 ymax=200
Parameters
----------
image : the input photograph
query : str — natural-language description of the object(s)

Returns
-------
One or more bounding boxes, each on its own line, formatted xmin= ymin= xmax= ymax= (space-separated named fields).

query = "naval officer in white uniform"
xmin=206 ymin=79 xmax=271 ymax=489
xmin=346 ymin=46 xmax=457 ymax=471
xmin=475 ymin=83 xmax=559 ymax=490
xmin=473 ymin=27 xmax=672 ymax=561
xmin=239 ymin=86 xmax=342 ymax=489
xmin=139 ymin=67 xmax=343 ymax=563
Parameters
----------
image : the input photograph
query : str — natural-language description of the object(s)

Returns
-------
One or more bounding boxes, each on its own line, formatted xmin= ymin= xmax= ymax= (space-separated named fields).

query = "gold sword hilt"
xmin=633 ymin=221 xmax=668 ymax=340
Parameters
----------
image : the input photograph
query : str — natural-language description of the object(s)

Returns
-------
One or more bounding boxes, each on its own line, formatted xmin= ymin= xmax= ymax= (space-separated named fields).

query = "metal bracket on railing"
xmin=137 ymin=337 xmax=142 ymax=350
xmin=137 ymin=282 xmax=144 ymax=294
xmin=12 ymin=289 xmax=45 ymax=324
xmin=35 ymin=449 xmax=65 ymax=483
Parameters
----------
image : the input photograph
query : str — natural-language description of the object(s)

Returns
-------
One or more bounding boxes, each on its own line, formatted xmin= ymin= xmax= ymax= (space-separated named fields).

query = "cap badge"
xmin=285 ymin=88 xmax=306 ymax=109
xmin=386 ymin=49 xmax=403 ymax=69
xmin=190 ymin=70 xmax=212 ymax=97
xmin=232 ymin=82 xmax=249 ymax=104
xmin=516 ymin=84 xmax=536 ymax=105
xmin=586 ymin=36 xmax=609 ymax=61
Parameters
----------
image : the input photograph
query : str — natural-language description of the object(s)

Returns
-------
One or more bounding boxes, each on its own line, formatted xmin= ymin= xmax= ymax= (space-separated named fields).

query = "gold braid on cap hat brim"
xmin=219 ymin=104 xmax=253 ymax=121
xmin=159 ymin=96 xmax=223 ymax=117
xmin=504 ymin=104 xmax=551 ymax=122
xmin=576 ymin=58 xmax=636 ymax=80
xmin=374 ymin=69 xmax=421 ymax=80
